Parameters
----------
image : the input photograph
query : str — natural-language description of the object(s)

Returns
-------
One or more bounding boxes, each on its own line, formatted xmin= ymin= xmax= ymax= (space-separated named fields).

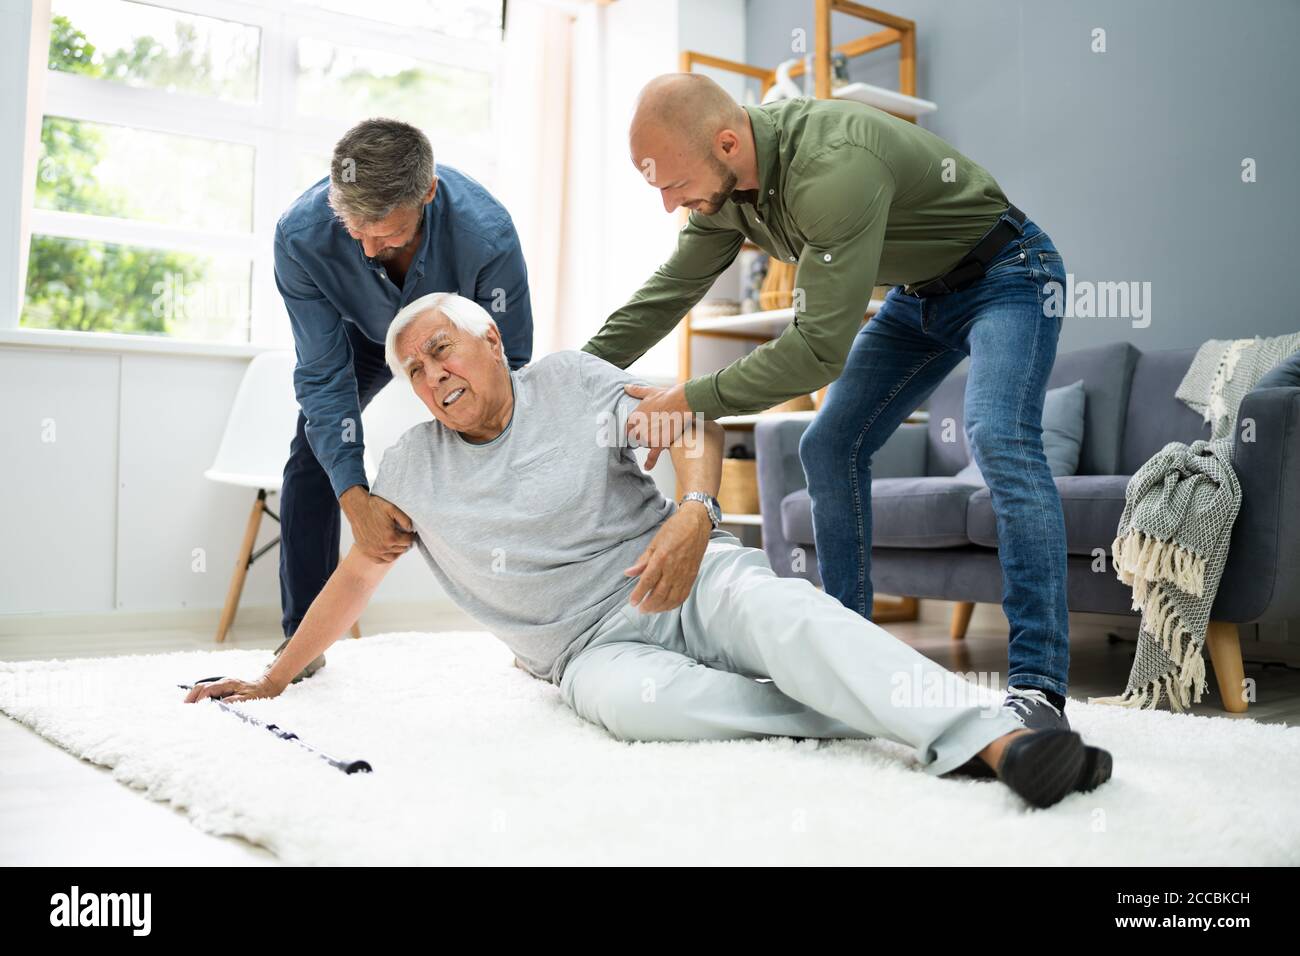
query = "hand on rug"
xmin=183 ymin=672 xmax=285 ymax=704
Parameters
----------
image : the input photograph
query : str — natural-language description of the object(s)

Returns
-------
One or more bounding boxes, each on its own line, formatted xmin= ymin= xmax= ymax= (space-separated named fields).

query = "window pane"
xmin=296 ymin=38 xmax=492 ymax=138
xmin=37 ymin=117 xmax=254 ymax=233
xmin=294 ymin=153 xmax=331 ymax=204
xmin=23 ymin=236 xmax=252 ymax=343
xmin=295 ymin=0 xmax=503 ymax=43
xmin=49 ymin=0 xmax=260 ymax=103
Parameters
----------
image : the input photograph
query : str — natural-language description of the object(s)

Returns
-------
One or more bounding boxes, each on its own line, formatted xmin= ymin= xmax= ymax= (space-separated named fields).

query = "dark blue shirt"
xmin=274 ymin=165 xmax=533 ymax=497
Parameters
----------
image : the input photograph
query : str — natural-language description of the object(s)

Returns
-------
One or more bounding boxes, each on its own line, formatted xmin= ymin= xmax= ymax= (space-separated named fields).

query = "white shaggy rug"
xmin=2 ymin=631 xmax=1298 ymax=866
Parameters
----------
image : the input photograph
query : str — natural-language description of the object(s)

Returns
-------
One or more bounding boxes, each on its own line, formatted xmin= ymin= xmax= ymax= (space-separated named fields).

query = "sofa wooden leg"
xmin=951 ymin=601 xmax=975 ymax=641
xmin=1206 ymin=621 xmax=1248 ymax=713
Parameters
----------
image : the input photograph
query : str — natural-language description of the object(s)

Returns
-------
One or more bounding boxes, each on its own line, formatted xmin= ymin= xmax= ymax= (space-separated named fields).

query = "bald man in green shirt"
xmin=582 ymin=73 xmax=1072 ymax=737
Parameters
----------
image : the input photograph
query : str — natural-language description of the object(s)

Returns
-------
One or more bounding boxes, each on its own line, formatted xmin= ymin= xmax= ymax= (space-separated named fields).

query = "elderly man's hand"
xmin=624 ymin=502 xmax=713 ymax=613
xmin=624 ymin=382 xmax=693 ymax=470
xmin=340 ymin=487 xmax=415 ymax=563
xmin=184 ymin=672 xmax=285 ymax=705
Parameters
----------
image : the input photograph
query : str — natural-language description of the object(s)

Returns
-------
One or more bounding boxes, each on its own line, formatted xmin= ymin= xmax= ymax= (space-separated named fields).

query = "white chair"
xmin=205 ymin=350 xmax=375 ymax=643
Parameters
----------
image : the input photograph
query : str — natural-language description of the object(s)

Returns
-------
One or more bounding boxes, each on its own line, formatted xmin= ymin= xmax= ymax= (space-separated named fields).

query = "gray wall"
xmin=745 ymin=0 xmax=1300 ymax=353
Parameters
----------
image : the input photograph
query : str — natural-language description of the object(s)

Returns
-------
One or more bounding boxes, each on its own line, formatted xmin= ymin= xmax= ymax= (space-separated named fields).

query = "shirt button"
xmin=823 ymin=253 xmax=832 ymax=262
xmin=768 ymin=188 xmax=775 ymax=195
xmin=756 ymin=216 xmax=762 ymax=223
xmin=789 ymin=256 xmax=797 ymax=262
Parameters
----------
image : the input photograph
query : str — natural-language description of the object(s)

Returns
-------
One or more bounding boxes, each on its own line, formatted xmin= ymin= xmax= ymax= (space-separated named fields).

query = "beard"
xmin=371 ymin=229 xmax=421 ymax=262
xmin=695 ymin=156 xmax=738 ymax=215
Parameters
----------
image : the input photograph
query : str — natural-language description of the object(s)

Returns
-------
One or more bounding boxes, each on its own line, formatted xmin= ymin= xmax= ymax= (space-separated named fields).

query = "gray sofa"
xmin=754 ymin=341 xmax=1300 ymax=712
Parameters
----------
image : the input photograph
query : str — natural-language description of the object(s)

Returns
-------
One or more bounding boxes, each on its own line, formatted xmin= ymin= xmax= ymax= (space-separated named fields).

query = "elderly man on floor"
xmin=185 ymin=294 xmax=1112 ymax=809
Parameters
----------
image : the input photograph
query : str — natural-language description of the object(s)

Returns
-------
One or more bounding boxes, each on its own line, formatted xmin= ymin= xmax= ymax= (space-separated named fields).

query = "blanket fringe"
xmin=1206 ymin=338 xmax=1250 ymax=428
xmin=1089 ymin=603 xmax=1208 ymax=712
xmin=1112 ymin=529 xmax=1206 ymax=597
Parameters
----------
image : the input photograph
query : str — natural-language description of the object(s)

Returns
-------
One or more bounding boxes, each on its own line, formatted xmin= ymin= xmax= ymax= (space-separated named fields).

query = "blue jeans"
xmin=278 ymin=321 xmax=393 ymax=637
xmin=798 ymin=214 xmax=1070 ymax=697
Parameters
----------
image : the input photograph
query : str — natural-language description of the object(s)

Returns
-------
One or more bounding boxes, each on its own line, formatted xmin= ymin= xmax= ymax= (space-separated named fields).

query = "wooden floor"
xmin=3 ymin=603 xmax=1298 ymax=866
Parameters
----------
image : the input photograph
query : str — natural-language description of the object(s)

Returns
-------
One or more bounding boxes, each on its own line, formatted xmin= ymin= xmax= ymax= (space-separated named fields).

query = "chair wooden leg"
xmin=951 ymin=601 xmax=975 ymax=640
xmin=1206 ymin=621 xmax=1248 ymax=713
xmin=215 ymin=490 xmax=265 ymax=643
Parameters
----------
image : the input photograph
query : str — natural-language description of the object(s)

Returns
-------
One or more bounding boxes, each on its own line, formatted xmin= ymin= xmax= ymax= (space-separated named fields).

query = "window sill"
xmin=0 ymin=327 xmax=277 ymax=360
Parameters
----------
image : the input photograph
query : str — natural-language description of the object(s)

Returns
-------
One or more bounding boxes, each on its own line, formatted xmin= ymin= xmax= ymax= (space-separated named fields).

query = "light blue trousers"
xmin=559 ymin=535 xmax=1024 ymax=776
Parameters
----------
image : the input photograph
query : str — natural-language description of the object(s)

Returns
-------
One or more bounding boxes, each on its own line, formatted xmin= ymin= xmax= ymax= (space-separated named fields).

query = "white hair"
xmin=385 ymin=292 xmax=498 ymax=381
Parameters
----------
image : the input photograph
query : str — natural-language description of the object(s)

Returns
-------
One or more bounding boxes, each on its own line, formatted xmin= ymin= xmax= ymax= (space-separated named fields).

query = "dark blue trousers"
xmin=278 ymin=322 xmax=393 ymax=638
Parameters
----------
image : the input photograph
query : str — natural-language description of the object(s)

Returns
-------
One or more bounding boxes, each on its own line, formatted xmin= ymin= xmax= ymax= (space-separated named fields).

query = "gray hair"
xmin=385 ymin=293 xmax=499 ymax=381
xmin=328 ymin=118 xmax=436 ymax=224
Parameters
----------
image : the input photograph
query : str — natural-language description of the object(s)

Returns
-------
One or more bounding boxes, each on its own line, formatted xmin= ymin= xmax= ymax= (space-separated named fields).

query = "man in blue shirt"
xmin=273 ymin=118 xmax=533 ymax=673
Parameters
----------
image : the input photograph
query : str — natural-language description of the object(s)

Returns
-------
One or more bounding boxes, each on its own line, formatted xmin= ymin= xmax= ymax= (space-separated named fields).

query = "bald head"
xmin=630 ymin=74 xmax=756 ymax=215
xmin=632 ymin=73 xmax=746 ymax=155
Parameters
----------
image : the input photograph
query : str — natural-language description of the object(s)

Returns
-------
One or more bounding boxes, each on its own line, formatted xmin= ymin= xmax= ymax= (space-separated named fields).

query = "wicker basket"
xmin=758 ymin=260 xmax=797 ymax=311
xmin=718 ymin=459 xmax=760 ymax=516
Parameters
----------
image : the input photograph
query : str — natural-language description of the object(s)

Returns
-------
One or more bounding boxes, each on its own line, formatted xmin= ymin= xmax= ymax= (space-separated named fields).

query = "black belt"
xmin=903 ymin=204 xmax=1028 ymax=297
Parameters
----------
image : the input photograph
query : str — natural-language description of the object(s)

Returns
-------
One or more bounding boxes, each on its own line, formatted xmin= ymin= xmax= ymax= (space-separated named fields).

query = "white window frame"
xmin=22 ymin=0 xmax=503 ymax=348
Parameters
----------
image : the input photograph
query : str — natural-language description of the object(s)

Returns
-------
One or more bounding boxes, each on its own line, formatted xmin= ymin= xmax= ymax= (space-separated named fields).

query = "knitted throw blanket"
xmin=1176 ymin=331 xmax=1300 ymax=439
xmin=1092 ymin=332 xmax=1299 ymax=710
xmin=1092 ymin=437 xmax=1240 ymax=710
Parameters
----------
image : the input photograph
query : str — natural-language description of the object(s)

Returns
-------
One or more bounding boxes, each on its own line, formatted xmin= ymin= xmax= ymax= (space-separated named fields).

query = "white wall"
xmin=580 ymin=0 xmax=684 ymax=381
xmin=563 ymin=0 xmax=751 ymax=382
xmin=0 ymin=341 xmax=442 ymax=619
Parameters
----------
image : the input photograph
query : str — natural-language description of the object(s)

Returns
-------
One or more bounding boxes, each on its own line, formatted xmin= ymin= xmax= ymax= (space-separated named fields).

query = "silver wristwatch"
xmin=680 ymin=492 xmax=723 ymax=529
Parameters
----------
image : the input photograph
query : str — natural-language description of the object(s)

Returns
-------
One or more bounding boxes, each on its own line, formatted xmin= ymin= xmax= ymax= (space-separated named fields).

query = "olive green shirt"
xmin=581 ymin=97 xmax=1011 ymax=419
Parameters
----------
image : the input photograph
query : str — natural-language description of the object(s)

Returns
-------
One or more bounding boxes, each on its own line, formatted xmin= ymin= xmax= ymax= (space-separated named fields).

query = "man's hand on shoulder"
xmin=339 ymin=486 xmax=416 ymax=563
xmin=624 ymin=382 xmax=693 ymax=470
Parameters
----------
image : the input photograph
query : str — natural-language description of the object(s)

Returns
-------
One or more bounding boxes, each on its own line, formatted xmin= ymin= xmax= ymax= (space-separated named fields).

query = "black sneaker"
xmin=273 ymin=637 xmax=325 ymax=684
xmin=995 ymin=729 xmax=1087 ymax=809
xmin=1076 ymin=744 xmax=1113 ymax=793
xmin=948 ymin=741 xmax=1112 ymax=793
xmin=944 ymin=687 xmax=1068 ymax=779
xmin=1003 ymin=685 xmax=1070 ymax=731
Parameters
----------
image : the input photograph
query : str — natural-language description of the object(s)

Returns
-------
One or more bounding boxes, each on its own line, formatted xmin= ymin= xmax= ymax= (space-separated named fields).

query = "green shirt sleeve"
xmin=581 ymin=211 xmax=743 ymax=370
xmin=683 ymin=145 xmax=896 ymax=419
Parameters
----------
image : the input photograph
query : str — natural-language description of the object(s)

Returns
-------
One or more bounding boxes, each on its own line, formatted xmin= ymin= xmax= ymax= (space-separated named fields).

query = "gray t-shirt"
xmin=369 ymin=350 xmax=674 ymax=683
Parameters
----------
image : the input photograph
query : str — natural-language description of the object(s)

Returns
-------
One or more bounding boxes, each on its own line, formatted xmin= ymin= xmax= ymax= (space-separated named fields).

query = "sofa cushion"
xmin=1119 ymin=347 xmax=1208 ymax=473
xmin=928 ymin=341 xmax=1138 ymax=476
xmin=966 ymin=474 xmax=1131 ymax=556
xmin=957 ymin=379 xmax=1087 ymax=483
xmin=782 ymin=477 xmax=982 ymax=549
xmin=1255 ymin=347 xmax=1300 ymax=388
